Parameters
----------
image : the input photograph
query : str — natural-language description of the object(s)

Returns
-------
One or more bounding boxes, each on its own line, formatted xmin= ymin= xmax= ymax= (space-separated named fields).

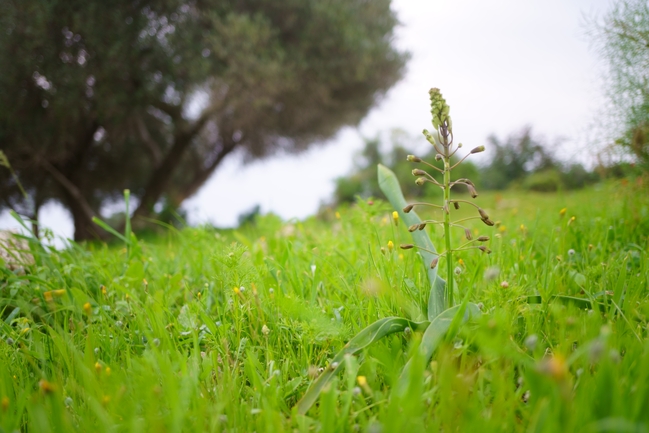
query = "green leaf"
xmin=4 ymin=307 xmax=20 ymax=324
xmin=92 ymin=217 xmax=129 ymax=244
xmin=124 ymin=189 xmax=131 ymax=244
xmin=396 ymin=303 xmax=481 ymax=396
xmin=522 ymin=294 xmax=608 ymax=311
xmin=568 ymin=270 xmax=587 ymax=288
xmin=377 ymin=164 xmax=444 ymax=320
xmin=294 ymin=316 xmax=429 ymax=415
xmin=1 ymin=151 xmax=28 ymax=199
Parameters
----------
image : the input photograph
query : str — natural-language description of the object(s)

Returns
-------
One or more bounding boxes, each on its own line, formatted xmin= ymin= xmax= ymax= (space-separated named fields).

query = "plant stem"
xmin=443 ymin=156 xmax=453 ymax=309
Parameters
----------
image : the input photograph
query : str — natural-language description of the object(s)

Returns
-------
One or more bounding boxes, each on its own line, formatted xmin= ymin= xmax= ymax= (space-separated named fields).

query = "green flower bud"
xmin=415 ymin=177 xmax=426 ymax=186
xmin=428 ymin=88 xmax=452 ymax=133
xmin=412 ymin=169 xmax=427 ymax=177
xmin=407 ymin=155 xmax=421 ymax=162
xmin=470 ymin=146 xmax=485 ymax=154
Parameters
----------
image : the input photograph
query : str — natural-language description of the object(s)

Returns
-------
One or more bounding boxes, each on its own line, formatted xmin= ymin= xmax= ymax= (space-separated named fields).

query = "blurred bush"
xmin=332 ymin=130 xmax=479 ymax=205
xmin=522 ymin=169 xmax=563 ymax=192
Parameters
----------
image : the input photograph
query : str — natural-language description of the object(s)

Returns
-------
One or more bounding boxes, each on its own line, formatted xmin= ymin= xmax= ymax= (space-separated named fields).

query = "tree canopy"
xmin=0 ymin=0 xmax=407 ymax=240
xmin=588 ymin=0 xmax=649 ymax=171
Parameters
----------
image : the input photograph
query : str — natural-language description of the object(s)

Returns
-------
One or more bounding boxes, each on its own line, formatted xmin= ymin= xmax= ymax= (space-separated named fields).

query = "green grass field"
xmin=1 ymin=180 xmax=648 ymax=432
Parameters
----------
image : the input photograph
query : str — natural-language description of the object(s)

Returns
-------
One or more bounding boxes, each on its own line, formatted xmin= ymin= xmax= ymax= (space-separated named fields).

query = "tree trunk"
xmin=130 ymin=104 xmax=222 ymax=221
xmin=47 ymin=120 xmax=100 ymax=241
xmin=42 ymin=160 xmax=102 ymax=241
xmin=131 ymin=134 xmax=193 ymax=220
xmin=64 ymin=190 xmax=101 ymax=242
xmin=171 ymin=139 xmax=238 ymax=206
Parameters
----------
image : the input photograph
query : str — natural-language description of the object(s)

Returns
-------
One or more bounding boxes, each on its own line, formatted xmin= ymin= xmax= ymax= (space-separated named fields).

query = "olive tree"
xmin=0 ymin=0 xmax=407 ymax=239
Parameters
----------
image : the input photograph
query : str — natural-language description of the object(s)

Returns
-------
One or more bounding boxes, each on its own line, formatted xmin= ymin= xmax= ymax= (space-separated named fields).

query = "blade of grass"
xmin=92 ymin=217 xmax=129 ymax=244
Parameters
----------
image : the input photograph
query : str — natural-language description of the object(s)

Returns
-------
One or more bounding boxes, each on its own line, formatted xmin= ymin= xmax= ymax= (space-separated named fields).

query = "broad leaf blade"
xmin=294 ymin=316 xmax=429 ymax=415
xmin=378 ymin=164 xmax=444 ymax=319
xmin=396 ymin=303 xmax=481 ymax=396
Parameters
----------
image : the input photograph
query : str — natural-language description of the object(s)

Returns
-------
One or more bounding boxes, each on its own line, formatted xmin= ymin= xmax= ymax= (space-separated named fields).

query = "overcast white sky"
xmin=1 ymin=0 xmax=614 ymax=242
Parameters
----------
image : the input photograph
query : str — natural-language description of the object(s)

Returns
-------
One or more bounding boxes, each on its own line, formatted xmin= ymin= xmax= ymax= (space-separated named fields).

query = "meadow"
xmin=1 ymin=180 xmax=648 ymax=432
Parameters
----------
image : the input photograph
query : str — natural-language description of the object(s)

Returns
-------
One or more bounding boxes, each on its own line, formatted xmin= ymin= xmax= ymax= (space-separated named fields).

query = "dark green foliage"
xmin=522 ymin=169 xmax=564 ymax=192
xmin=560 ymin=164 xmax=601 ymax=190
xmin=481 ymin=127 xmax=600 ymax=191
xmin=237 ymin=204 xmax=261 ymax=227
xmin=335 ymin=127 xmax=601 ymax=202
xmin=0 ymin=0 xmax=407 ymax=240
xmin=333 ymin=132 xmax=479 ymax=204
xmin=480 ymin=127 xmax=557 ymax=190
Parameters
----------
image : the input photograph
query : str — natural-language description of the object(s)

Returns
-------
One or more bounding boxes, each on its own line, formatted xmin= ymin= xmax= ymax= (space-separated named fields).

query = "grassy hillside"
xmin=1 ymin=181 xmax=648 ymax=432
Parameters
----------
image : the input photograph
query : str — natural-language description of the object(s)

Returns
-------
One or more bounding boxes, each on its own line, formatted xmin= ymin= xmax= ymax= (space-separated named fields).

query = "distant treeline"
xmin=332 ymin=127 xmax=640 ymax=205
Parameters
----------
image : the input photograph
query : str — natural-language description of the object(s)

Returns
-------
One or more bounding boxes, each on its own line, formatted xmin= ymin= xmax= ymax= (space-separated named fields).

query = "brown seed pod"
xmin=482 ymin=218 xmax=495 ymax=227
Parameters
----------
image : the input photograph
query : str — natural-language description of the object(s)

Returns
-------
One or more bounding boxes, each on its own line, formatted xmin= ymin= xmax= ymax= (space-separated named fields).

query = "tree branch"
xmin=136 ymin=115 xmax=163 ymax=167
xmin=41 ymin=160 xmax=96 ymax=223
xmin=151 ymin=100 xmax=183 ymax=120
xmin=131 ymin=105 xmax=219 ymax=220
xmin=172 ymin=137 xmax=239 ymax=205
